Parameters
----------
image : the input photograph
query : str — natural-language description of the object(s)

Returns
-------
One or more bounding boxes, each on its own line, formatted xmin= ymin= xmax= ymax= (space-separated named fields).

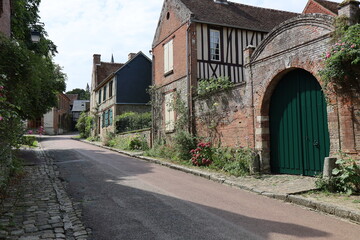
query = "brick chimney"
xmin=128 ymin=53 xmax=137 ymax=61
xmin=93 ymin=54 xmax=101 ymax=65
xmin=338 ymin=0 xmax=360 ymax=25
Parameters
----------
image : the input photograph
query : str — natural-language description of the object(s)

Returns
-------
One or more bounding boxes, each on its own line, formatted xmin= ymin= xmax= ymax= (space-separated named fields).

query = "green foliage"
xmin=76 ymin=112 xmax=94 ymax=138
xmin=66 ymin=88 xmax=90 ymax=100
xmin=115 ymin=112 xmax=151 ymax=133
xmin=144 ymin=142 xmax=179 ymax=161
xmin=316 ymin=156 xmax=360 ymax=195
xmin=197 ymin=76 xmax=234 ymax=97
xmin=106 ymin=134 xmax=149 ymax=151
xmin=0 ymin=36 xmax=66 ymax=119
xmin=173 ymin=130 xmax=197 ymax=160
xmin=320 ymin=23 xmax=360 ymax=93
xmin=20 ymin=135 xmax=37 ymax=147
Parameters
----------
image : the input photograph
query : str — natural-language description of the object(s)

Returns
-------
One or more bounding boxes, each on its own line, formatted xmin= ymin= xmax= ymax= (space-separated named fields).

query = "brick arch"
xmin=251 ymin=14 xmax=335 ymax=62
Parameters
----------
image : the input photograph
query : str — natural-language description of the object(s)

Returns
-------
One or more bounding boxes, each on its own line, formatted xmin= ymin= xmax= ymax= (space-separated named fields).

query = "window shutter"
xmin=102 ymin=112 xmax=105 ymax=128
xmin=164 ymin=92 xmax=175 ymax=131
xmin=164 ymin=42 xmax=169 ymax=73
xmin=168 ymin=40 xmax=173 ymax=71
xmin=109 ymin=109 xmax=113 ymax=125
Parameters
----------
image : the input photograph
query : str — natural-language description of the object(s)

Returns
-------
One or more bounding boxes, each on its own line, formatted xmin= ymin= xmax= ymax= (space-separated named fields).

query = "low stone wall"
xmin=117 ymin=128 xmax=152 ymax=148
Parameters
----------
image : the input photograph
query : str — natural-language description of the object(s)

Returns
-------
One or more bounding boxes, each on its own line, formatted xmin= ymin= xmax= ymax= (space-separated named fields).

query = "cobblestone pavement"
xmin=0 ymin=149 xmax=90 ymax=240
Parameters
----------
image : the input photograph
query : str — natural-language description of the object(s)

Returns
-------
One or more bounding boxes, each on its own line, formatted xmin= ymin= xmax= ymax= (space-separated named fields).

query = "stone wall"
xmin=116 ymin=129 xmax=152 ymax=149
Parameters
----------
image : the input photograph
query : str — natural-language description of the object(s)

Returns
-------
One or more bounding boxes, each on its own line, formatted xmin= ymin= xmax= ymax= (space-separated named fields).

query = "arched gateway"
xmin=269 ymin=69 xmax=330 ymax=176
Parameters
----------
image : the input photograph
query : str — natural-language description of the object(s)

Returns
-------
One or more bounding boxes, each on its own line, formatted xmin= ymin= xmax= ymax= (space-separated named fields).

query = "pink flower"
xmin=325 ymin=52 xmax=331 ymax=59
xmin=28 ymin=130 xmax=33 ymax=134
xmin=0 ymin=116 xmax=3 ymax=121
xmin=351 ymin=44 xmax=356 ymax=48
xmin=0 ymin=86 xmax=4 ymax=90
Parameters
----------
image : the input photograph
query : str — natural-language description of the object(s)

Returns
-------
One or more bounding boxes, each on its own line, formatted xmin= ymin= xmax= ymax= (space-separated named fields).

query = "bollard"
xmin=250 ymin=153 xmax=260 ymax=174
xmin=323 ymin=157 xmax=337 ymax=178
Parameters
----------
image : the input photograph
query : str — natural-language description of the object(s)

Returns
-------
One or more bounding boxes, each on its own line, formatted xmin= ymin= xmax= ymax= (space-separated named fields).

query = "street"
xmin=41 ymin=135 xmax=360 ymax=240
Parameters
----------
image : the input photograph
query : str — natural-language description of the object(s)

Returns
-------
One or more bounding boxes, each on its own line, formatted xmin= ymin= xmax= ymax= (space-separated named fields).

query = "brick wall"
xmin=0 ymin=0 xmax=11 ymax=37
xmin=193 ymin=14 xmax=360 ymax=172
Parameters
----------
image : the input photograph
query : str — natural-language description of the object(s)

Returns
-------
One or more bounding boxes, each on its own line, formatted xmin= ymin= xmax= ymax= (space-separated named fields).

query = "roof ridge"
xmin=228 ymin=0 xmax=299 ymax=14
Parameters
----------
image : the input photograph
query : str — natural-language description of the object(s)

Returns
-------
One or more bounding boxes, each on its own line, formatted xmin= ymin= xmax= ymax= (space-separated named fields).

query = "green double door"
xmin=270 ymin=69 xmax=330 ymax=176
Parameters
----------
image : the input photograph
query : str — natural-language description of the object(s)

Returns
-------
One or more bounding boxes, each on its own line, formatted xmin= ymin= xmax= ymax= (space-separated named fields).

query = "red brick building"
xmin=152 ymin=0 xmax=360 ymax=175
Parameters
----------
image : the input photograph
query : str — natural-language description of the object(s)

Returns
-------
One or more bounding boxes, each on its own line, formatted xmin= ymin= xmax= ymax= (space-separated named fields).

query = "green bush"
xmin=20 ymin=135 xmax=37 ymax=147
xmin=106 ymin=134 xmax=149 ymax=151
xmin=173 ymin=130 xmax=197 ymax=161
xmin=210 ymin=147 xmax=253 ymax=176
xmin=197 ymin=76 xmax=234 ymax=97
xmin=115 ymin=112 xmax=151 ymax=133
xmin=316 ymin=156 xmax=360 ymax=195
xmin=76 ymin=112 xmax=94 ymax=138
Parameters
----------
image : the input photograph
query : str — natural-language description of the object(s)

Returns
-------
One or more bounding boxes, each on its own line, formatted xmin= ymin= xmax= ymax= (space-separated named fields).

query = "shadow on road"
xmin=38 ymin=135 xmax=336 ymax=240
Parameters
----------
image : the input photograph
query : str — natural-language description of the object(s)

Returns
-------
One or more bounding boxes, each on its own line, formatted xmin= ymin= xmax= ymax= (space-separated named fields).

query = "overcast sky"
xmin=38 ymin=0 xmax=341 ymax=92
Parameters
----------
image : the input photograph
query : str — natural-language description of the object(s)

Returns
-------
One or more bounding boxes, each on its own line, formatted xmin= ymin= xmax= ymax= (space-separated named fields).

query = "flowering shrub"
xmin=320 ymin=23 xmax=360 ymax=92
xmin=190 ymin=142 xmax=213 ymax=166
xmin=197 ymin=77 xmax=234 ymax=97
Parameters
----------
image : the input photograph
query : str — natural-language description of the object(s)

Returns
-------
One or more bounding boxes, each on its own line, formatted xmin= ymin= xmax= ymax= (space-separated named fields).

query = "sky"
xmin=38 ymin=0 xmax=341 ymax=92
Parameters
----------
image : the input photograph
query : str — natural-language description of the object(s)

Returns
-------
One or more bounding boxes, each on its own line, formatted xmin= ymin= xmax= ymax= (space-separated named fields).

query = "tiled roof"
xmin=65 ymin=94 xmax=78 ymax=104
xmin=96 ymin=62 xmax=123 ymax=86
xmin=180 ymin=0 xmax=299 ymax=32
xmin=314 ymin=0 xmax=339 ymax=14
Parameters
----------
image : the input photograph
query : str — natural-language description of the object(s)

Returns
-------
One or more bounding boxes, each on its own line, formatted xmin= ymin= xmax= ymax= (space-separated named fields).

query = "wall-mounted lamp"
xmin=30 ymin=30 xmax=41 ymax=43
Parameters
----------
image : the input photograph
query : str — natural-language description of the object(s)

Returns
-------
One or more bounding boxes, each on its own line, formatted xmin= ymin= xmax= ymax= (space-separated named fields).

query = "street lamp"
xmin=30 ymin=30 xmax=41 ymax=43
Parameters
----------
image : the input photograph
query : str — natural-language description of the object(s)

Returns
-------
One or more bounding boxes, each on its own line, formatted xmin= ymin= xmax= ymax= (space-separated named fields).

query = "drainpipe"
xmin=186 ymin=17 xmax=194 ymax=135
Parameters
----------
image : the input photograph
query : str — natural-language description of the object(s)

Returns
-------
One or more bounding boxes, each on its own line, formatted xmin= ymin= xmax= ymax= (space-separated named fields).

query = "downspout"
xmin=186 ymin=16 xmax=194 ymax=135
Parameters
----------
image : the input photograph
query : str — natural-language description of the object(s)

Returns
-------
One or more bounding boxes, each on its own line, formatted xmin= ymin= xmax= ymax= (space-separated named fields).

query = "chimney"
xmin=214 ymin=0 xmax=228 ymax=4
xmin=93 ymin=54 xmax=101 ymax=65
xmin=128 ymin=53 xmax=137 ymax=61
xmin=338 ymin=0 xmax=360 ymax=25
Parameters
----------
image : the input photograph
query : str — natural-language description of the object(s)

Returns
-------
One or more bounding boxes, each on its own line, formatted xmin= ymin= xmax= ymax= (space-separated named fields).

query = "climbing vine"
xmin=320 ymin=18 xmax=360 ymax=95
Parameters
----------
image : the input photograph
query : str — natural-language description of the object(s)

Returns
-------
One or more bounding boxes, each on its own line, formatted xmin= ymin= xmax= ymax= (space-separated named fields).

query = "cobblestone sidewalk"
xmin=0 ymin=149 xmax=90 ymax=240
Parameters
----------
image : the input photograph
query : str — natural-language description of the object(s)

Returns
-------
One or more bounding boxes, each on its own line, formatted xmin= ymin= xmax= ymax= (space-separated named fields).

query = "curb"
xmin=74 ymin=138 xmax=360 ymax=224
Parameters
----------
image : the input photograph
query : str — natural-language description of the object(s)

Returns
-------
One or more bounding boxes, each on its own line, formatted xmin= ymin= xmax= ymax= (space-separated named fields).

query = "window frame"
xmin=209 ymin=28 xmax=221 ymax=62
xmin=98 ymin=90 xmax=102 ymax=104
xmin=103 ymin=85 xmax=107 ymax=101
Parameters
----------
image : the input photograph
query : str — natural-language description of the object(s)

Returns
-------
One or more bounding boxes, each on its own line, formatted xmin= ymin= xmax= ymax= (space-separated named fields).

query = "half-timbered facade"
xmin=196 ymin=24 xmax=266 ymax=83
xmin=152 ymin=0 xmax=298 ymax=140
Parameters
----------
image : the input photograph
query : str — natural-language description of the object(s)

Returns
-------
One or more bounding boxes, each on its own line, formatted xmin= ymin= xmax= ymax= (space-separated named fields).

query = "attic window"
xmin=166 ymin=12 xmax=170 ymax=20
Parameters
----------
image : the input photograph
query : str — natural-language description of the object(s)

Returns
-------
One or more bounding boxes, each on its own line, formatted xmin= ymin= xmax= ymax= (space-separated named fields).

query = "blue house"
xmin=90 ymin=52 xmax=152 ymax=137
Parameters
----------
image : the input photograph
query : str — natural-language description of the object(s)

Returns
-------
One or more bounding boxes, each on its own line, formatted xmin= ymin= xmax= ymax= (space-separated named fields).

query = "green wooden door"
xmin=270 ymin=69 xmax=330 ymax=176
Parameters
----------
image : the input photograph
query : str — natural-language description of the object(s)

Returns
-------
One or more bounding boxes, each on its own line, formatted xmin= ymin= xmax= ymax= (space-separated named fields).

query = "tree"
xmin=66 ymin=87 xmax=90 ymax=100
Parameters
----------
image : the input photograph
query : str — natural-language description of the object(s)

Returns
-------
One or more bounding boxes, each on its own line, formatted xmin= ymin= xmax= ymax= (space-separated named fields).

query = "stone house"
xmin=0 ymin=0 xmax=11 ymax=37
xmin=152 ymin=0 xmax=360 ymax=176
xmin=90 ymin=52 xmax=152 ymax=139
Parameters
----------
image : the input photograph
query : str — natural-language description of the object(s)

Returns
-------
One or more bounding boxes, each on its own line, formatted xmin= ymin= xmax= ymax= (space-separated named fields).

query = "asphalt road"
xmin=40 ymin=135 xmax=360 ymax=240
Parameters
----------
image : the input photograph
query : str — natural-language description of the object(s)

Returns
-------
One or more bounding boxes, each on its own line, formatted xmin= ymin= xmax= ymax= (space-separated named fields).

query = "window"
xmin=109 ymin=81 xmax=113 ymax=98
xmin=103 ymin=86 xmax=107 ymax=101
xmin=98 ymin=90 xmax=102 ymax=104
xmin=164 ymin=39 xmax=173 ymax=74
xmin=164 ymin=91 xmax=175 ymax=132
xmin=210 ymin=29 xmax=220 ymax=61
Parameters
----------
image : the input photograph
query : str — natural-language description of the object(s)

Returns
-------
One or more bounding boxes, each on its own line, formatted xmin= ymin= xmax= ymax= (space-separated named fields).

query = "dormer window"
xmin=210 ymin=29 xmax=221 ymax=61
xmin=214 ymin=0 xmax=228 ymax=4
